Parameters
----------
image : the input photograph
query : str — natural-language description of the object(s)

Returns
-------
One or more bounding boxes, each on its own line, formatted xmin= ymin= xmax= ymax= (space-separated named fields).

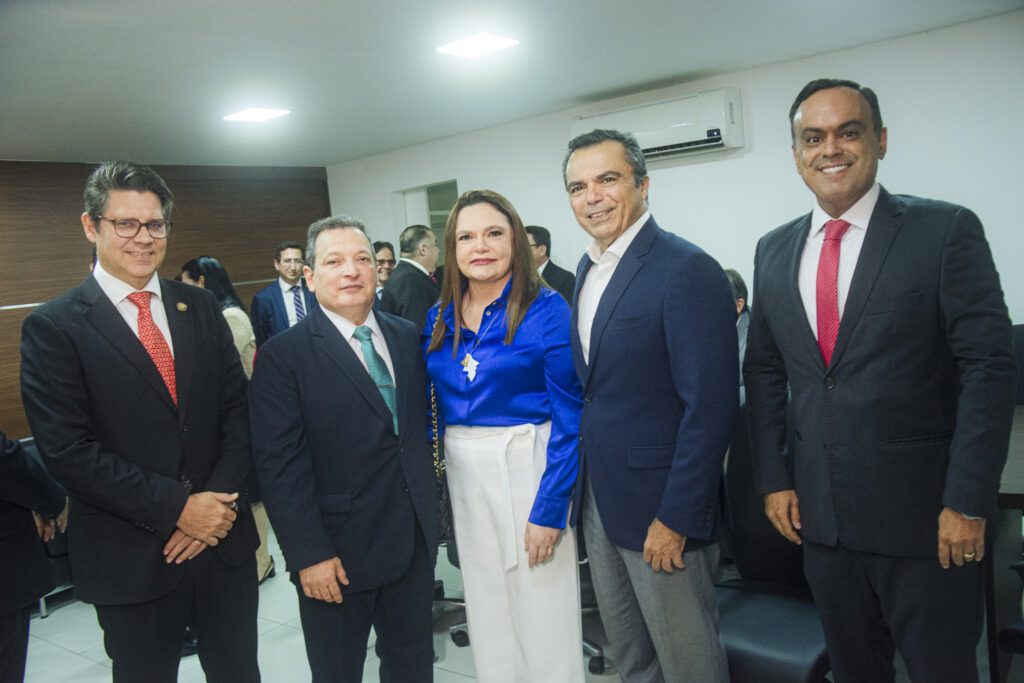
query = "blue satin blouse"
xmin=423 ymin=282 xmax=583 ymax=528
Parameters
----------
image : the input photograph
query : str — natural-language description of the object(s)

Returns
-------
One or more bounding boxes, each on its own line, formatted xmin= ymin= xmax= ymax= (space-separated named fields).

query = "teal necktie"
xmin=353 ymin=325 xmax=398 ymax=434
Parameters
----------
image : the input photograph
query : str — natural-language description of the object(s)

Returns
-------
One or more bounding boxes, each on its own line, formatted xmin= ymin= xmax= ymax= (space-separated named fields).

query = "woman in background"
xmin=179 ymin=256 xmax=273 ymax=583
xmin=424 ymin=190 xmax=584 ymax=682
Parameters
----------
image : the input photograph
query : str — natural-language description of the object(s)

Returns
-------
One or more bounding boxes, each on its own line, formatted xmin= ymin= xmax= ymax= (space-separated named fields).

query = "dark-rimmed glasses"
xmin=97 ymin=216 xmax=172 ymax=239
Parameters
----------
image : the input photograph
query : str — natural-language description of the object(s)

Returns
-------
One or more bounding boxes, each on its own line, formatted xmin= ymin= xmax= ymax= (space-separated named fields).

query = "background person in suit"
xmin=743 ymin=79 xmax=1017 ymax=682
xmin=0 ymin=430 xmax=66 ymax=683
xmin=248 ymin=216 xmax=437 ymax=683
xmin=20 ymin=161 xmax=260 ymax=683
xmin=373 ymin=240 xmax=396 ymax=301
xmin=564 ymin=129 xmax=737 ymax=682
xmin=525 ymin=224 xmax=576 ymax=304
xmin=380 ymin=224 xmax=441 ymax=332
xmin=250 ymin=240 xmax=317 ymax=346
xmin=724 ymin=268 xmax=750 ymax=406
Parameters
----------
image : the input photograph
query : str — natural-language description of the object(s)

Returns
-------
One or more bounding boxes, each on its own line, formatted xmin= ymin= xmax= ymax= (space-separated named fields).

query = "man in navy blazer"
xmin=248 ymin=215 xmax=437 ymax=682
xmin=564 ymin=129 xmax=737 ymax=682
xmin=250 ymin=241 xmax=317 ymax=346
xmin=744 ymin=79 xmax=1016 ymax=682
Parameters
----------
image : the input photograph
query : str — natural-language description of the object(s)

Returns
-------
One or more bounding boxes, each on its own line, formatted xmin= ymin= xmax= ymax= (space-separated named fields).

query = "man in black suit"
xmin=20 ymin=161 xmax=259 ymax=683
xmin=526 ymin=224 xmax=576 ymax=304
xmin=249 ymin=215 xmax=437 ymax=682
xmin=744 ymin=79 xmax=1016 ymax=682
xmin=380 ymin=224 xmax=440 ymax=332
xmin=0 ymin=431 xmax=66 ymax=682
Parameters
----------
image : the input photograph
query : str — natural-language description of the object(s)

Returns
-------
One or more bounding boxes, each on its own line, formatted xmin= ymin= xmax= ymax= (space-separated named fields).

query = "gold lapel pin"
xmin=177 ymin=302 xmax=188 ymax=312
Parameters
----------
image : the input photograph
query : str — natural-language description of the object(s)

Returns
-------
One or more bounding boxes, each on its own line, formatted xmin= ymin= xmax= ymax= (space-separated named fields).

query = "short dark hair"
xmin=399 ymin=225 xmax=434 ymax=256
xmin=524 ymin=225 xmax=550 ymax=257
xmin=372 ymin=241 xmax=395 ymax=256
xmin=724 ymin=269 xmax=748 ymax=311
xmin=305 ymin=215 xmax=369 ymax=271
xmin=789 ymin=78 xmax=883 ymax=142
xmin=562 ymin=128 xmax=647 ymax=189
xmin=180 ymin=256 xmax=245 ymax=312
xmin=275 ymin=241 xmax=304 ymax=261
xmin=83 ymin=161 xmax=174 ymax=221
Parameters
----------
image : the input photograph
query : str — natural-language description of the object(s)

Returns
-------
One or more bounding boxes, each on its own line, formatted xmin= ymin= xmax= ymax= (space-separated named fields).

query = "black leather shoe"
xmin=259 ymin=557 xmax=276 ymax=585
xmin=181 ymin=627 xmax=198 ymax=658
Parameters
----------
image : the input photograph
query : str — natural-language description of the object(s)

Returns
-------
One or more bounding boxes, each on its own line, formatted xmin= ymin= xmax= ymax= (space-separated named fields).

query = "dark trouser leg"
xmin=0 ymin=606 xmax=31 ymax=683
xmin=193 ymin=551 xmax=260 ymax=682
xmin=374 ymin=525 xmax=434 ymax=683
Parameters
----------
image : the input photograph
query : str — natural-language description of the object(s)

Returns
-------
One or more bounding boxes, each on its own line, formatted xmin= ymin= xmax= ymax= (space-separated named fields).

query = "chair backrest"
xmin=723 ymin=412 xmax=809 ymax=590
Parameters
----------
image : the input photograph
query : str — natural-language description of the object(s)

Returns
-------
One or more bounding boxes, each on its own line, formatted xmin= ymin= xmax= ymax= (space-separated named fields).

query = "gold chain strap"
xmin=430 ymin=382 xmax=444 ymax=476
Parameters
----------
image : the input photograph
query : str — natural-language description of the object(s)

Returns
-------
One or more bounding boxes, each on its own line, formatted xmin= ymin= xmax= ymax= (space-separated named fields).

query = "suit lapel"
xmin=80 ymin=278 xmax=177 ymax=411
xmin=780 ymin=214 xmax=826 ymax=368
xmin=585 ymin=218 xmax=657 ymax=378
xmin=829 ymin=188 xmax=903 ymax=369
xmin=309 ymin=307 xmax=394 ymax=426
xmin=570 ymin=254 xmax=592 ymax=385
xmin=161 ymin=281 xmax=193 ymax=419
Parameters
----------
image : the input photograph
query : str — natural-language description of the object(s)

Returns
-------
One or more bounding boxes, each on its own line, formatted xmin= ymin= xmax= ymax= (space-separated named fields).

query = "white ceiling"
xmin=2 ymin=0 xmax=1021 ymax=168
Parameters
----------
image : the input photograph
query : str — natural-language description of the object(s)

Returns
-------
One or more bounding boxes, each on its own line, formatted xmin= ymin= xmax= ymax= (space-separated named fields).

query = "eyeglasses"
xmin=377 ymin=259 xmax=396 ymax=266
xmin=528 ymin=243 xmax=541 ymax=249
xmin=279 ymin=258 xmax=304 ymax=266
xmin=98 ymin=216 xmax=172 ymax=239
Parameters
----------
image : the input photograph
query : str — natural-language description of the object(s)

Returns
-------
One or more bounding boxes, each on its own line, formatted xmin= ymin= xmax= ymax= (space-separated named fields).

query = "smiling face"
xmin=82 ymin=190 xmax=166 ymax=289
xmin=565 ymin=139 xmax=649 ymax=252
xmin=454 ymin=202 xmax=513 ymax=287
xmin=304 ymin=227 xmax=376 ymax=325
xmin=375 ymin=246 xmax=395 ymax=284
xmin=792 ymin=86 xmax=887 ymax=218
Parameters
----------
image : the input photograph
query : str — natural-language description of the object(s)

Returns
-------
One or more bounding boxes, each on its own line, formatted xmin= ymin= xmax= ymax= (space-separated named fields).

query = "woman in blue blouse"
xmin=424 ymin=189 xmax=584 ymax=682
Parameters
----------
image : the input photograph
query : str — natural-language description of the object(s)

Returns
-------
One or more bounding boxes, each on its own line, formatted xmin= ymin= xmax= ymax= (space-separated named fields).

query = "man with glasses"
xmin=525 ymin=225 xmax=576 ymax=304
xmin=20 ymin=161 xmax=260 ymax=682
xmin=251 ymin=241 xmax=317 ymax=346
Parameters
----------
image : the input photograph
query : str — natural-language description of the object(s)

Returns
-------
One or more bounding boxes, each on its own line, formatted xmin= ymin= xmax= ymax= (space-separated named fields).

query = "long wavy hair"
xmin=180 ymin=256 xmax=245 ymax=312
xmin=427 ymin=189 xmax=541 ymax=358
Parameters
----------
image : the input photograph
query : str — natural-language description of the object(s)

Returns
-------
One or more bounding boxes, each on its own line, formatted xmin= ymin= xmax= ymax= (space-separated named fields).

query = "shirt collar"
xmin=278 ymin=277 xmax=302 ymax=293
xmin=400 ymin=257 xmax=431 ymax=276
xmin=320 ymin=305 xmax=382 ymax=343
xmin=92 ymin=262 xmax=161 ymax=304
xmin=440 ymin=277 xmax=512 ymax=329
xmin=585 ymin=210 xmax=651 ymax=264
xmin=810 ymin=182 xmax=881 ymax=236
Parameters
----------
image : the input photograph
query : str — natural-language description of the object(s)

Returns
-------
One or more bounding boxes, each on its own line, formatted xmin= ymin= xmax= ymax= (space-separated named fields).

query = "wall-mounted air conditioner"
xmin=570 ymin=87 xmax=744 ymax=160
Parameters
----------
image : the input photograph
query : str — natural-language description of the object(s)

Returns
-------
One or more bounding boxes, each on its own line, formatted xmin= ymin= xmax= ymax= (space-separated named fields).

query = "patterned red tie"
xmin=815 ymin=219 xmax=851 ymax=366
xmin=126 ymin=291 xmax=177 ymax=404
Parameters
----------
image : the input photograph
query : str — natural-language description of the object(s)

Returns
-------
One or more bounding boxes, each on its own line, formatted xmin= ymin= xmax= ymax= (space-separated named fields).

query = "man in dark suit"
xmin=526 ymin=224 xmax=576 ymax=303
xmin=724 ymin=268 xmax=750 ymax=406
xmin=564 ymin=129 xmax=737 ymax=681
xmin=744 ymin=79 xmax=1016 ymax=682
xmin=1 ymin=431 xmax=66 ymax=682
xmin=20 ymin=161 xmax=259 ymax=683
xmin=380 ymin=224 xmax=440 ymax=332
xmin=250 ymin=241 xmax=317 ymax=346
xmin=248 ymin=215 xmax=437 ymax=682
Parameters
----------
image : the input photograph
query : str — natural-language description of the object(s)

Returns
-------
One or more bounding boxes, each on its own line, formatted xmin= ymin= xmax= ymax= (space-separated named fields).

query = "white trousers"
xmin=444 ymin=422 xmax=584 ymax=683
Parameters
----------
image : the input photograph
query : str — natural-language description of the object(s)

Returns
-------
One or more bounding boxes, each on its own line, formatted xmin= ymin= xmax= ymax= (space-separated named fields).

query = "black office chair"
xmin=997 ymin=561 xmax=1024 ymax=672
xmin=715 ymin=414 xmax=831 ymax=683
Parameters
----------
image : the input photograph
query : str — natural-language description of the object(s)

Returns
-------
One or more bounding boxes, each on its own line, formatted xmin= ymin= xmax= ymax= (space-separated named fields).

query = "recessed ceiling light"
xmin=436 ymin=32 xmax=519 ymax=59
xmin=222 ymin=108 xmax=291 ymax=122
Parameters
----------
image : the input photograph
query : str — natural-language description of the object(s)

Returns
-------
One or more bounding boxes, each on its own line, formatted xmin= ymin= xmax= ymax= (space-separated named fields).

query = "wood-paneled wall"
xmin=0 ymin=161 xmax=331 ymax=439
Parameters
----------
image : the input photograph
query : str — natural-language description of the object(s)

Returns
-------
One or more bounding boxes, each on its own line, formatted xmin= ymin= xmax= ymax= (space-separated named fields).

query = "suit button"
xmin=824 ymin=378 xmax=835 ymax=389
xmin=401 ymin=482 xmax=409 ymax=492
xmin=583 ymin=394 xmax=593 ymax=402
xmin=181 ymin=425 xmax=188 ymax=433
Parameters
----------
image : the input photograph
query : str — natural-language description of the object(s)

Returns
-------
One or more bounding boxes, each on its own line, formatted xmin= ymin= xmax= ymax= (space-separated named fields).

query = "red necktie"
xmin=815 ymin=219 xmax=851 ymax=366
xmin=126 ymin=291 xmax=177 ymax=404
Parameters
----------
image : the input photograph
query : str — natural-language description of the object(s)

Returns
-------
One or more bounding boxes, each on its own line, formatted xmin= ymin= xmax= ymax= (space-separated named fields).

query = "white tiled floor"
xmin=25 ymin=530 xmax=618 ymax=682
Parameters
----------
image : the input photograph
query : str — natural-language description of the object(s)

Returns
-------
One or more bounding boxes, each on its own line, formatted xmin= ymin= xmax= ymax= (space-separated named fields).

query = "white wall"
xmin=327 ymin=10 xmax=1024 ymax=321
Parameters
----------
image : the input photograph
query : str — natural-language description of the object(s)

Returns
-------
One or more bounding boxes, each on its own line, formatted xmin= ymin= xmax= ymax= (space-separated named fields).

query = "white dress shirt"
xmin=319 ymin=306 xmax=396 ymax=381
xmin=576 ymin=210 xmax=651 ymax=364
xmin=277 ymin=277 xmax=305 ymax=327
xmin=797 ymin=183 xmax=881 ymax=337
xmin=92 ymin=263 xmax=174 ymax=356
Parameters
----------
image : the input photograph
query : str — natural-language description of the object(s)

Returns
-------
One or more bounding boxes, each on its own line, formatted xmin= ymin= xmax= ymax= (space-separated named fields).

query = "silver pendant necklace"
xmin=460 ymin=308 xmax=499 ymax=382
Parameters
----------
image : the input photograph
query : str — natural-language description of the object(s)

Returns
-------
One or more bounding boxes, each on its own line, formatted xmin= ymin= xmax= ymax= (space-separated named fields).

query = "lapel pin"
xmin=177 ymin=302 xmax=188 ymax=312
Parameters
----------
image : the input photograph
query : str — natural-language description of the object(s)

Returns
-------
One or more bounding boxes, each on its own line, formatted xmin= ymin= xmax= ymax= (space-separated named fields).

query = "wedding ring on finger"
xmin=964 ymin=552 xmax=976 ymax=560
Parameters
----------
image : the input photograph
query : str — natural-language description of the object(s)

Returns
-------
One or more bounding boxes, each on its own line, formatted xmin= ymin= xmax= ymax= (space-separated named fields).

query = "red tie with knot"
xmin=816 ymin=219 xmax=851 ymax=366
xmin=126 ymin=291 xmax=177 ymax=404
